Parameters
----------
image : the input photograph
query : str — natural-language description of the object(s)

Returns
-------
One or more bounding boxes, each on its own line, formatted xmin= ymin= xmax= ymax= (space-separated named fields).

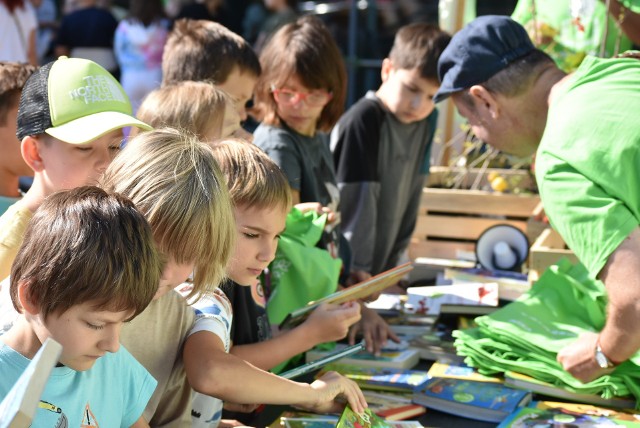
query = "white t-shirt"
xmin=0 ymin=2 xmax=38 ymax=62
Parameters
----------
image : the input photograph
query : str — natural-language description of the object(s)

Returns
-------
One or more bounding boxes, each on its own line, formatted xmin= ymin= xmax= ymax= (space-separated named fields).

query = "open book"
xmin=279 ymin=263 xmax=413 ymax=329
xmin=0 ymin=338 xmax=63 ymax=428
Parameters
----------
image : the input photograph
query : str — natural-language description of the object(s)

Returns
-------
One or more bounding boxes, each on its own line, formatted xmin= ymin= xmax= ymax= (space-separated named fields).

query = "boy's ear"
xmin=16 ymin=281 xmax=39 ymax=315
xmin=21 ymin=136 xmax=45 ymax=173
xmin=468 ymin=85 xmax=501 ymax=119
xmin=380 ymin=58 xmax=394 ymax=83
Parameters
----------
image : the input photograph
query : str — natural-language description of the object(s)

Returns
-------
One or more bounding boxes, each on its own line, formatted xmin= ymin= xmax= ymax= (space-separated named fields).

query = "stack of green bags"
xmin=453 ymin=258 xmax=640 ymax=405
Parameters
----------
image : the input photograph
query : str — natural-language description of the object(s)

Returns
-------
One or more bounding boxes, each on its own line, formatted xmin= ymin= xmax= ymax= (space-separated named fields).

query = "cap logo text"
xmin=68 ymin=75 xmax=126 ymax=104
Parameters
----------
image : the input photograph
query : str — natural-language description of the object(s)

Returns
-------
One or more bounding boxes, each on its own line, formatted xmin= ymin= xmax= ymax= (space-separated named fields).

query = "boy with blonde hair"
xmin=183 ymin=139 xmax=365 ymax=428
xmin=330 ymin=23 xmax=450 ymax=287
xmin=0 ymin=185 xmax=161 ymax=426
xmin=162 ymin=19 xmax=260 ymax=122
xmin=135 ymin=81 xmax=244 ymax=142
xmin=0 ymin=62 xmax=36 ymax=215
xmin=102 ymin=128 xmax=236 ymax=425
xmin=0 ymin=56 xmax=151 ymax=280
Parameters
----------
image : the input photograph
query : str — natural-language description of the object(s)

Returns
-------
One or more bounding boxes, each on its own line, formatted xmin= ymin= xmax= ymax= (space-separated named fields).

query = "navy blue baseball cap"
xmin=434 ymin=15 xmax=535 ymax=103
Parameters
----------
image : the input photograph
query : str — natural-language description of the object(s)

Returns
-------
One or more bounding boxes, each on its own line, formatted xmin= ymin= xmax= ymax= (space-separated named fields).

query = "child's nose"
xmin=99 ymin=328 xmax=121 ymax=354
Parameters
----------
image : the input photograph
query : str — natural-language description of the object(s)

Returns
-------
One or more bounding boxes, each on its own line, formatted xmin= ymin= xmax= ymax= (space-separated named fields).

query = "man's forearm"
xmin=598 ymin=227 xmax=640 ymax=362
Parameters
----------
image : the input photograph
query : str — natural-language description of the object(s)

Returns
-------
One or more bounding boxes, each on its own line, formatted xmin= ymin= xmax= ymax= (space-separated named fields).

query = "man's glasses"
xmin=271 ymin=85 xmax=333 ymax=107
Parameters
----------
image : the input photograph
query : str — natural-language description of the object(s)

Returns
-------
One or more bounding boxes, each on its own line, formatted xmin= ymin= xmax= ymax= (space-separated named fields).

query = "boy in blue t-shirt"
xmin=330 ymin=23 xmax=451 ymax=285
xmin=0 ymin=186 xmax=161 ymax=426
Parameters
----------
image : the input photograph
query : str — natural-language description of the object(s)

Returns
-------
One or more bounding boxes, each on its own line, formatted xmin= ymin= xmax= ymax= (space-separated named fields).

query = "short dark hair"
xmin=254 ymin=15 xmax=347 ymax=132
xmin=388 ymin=23 xmax=451 ymax=82
xmin=0 ymin=62 xmax=37 ymax=126
xmin=162 ymin=19 xmax=261 ymax=86
xmin=10 ymin=186 xmax=161 ymax=320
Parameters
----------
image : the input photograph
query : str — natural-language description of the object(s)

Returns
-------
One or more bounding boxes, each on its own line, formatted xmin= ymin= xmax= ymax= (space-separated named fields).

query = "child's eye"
xmin=76 ymin=147 xmax=92 ymax=152
xmin=85 ymin=322 xmax=104 ymax=330
xmin=109 ymin=145 xmax=121 ymax=152
xmin=243 ymin=232 xmax=258 ymax=239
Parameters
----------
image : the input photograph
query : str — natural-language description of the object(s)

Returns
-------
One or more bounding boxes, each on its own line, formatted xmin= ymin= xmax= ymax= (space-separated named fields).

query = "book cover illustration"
xmin=405 ymin=282 xmax=499 ymax=316
xmin=280 ymin=263 xmax=413 ymax=328
xmin=427 ymin=361 xmax=503 ymax=383
xmin=336 ymin=406 xmax=391 ymax=428
xmin=498 ymin=401 xmax=640 ymax=427
xmin=412 ymin=377 xmax=532 ymax=423
xmin=504 ymin=371 xmax=637 ymax=409
xmin=318 ymin=364 xmax=431 ymax=393
xmin=272 ymin=410 xmax=425 ymax=428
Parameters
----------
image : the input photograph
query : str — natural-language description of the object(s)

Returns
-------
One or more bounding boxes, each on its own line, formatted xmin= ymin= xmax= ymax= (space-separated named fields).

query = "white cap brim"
xmin=45 ymin=111 xmax=152 ymax=145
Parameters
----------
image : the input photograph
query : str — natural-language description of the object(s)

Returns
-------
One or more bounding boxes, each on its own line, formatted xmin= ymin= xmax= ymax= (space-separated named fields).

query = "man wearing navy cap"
xmin=436 ymin=15 xmax=640 ymax=383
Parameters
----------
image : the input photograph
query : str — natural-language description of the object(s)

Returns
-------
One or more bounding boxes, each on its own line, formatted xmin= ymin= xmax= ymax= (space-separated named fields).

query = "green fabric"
xmin=266 ymin=207 xmax=342 ymax=325
xmin=453 ymin=259 xmax=640 ymax=405
xmin=535 ymin=56 xmax=640 ymax=278
xmin=512 ymin=0 xmax=640 ymax=71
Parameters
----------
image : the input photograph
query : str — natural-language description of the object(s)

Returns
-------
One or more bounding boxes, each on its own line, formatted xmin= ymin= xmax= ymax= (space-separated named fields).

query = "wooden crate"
xmin=528 ymin=228 xmax=579 ymax=281
xmin=409 ymin=167 xmax=541 ymax=261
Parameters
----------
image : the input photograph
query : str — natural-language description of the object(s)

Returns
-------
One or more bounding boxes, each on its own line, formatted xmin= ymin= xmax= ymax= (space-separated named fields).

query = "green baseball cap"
xmin=17 ymin=56 xmax=152 ymax=144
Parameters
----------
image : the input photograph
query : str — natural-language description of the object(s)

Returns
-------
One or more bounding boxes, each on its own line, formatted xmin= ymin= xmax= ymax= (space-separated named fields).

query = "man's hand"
xmin=347 ymin=304 xmax=400 ymax=356
xmin=557 ymin=332 xmax=613 ymax=383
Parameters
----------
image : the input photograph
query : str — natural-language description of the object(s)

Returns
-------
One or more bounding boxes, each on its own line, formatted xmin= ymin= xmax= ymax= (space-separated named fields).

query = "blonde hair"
xmin=137 ymin=81 xmax=231 ymax=140
xmin=101 ymin=128 xmax=235 ymax=299
xmin=210 ymin=138 xmax=291 ymax=211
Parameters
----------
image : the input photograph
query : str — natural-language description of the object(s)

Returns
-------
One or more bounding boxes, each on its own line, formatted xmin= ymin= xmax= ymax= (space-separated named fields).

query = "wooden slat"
xmin=420 ymin=188 xmax=540 ymax=218
xmin=529 ymin=228 xmax=579 ymax=274
xmin=414 ymin=215 xmax=528 ymax=241
xmin=409 ymin=239 xmax=475 ymax=260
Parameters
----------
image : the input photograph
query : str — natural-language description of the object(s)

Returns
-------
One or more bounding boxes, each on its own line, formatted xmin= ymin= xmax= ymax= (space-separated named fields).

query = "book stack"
xmin=405 ymin=282 xmax=499 ymax=316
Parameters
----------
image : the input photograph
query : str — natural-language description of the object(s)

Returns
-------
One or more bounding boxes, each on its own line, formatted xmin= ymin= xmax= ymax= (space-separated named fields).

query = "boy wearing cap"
xmin=435 ymin=15 xmax=640 ymax=384
xmin=0 ymin=62 xmax=36 ymax=215
xmin=0 ymin=56 xmax=151 ymax=281
xmin=330 ymin=23 xmax=450 ymax=286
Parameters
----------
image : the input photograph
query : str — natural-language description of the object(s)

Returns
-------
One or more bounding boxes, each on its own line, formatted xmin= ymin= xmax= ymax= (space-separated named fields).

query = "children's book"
xmin=498 ymin=400 xmax=640 ymax=427
xmin=405 ymin=282 xmax=499 ymax=316
xmin=503 ymin=371 xmax=637 ymax=409
xmin=271 ymin=410 xmax=425 ymax=428
xmin=427 ymin=361 xmax=503 ymax=383
xmin=412 ymin=377 xmax=532 ymax=423
xmin=306 ymin=344 xmax=420 ymax=370
xmin=280 ymin=263 xmax=414 ymax=329
xmin=318 ymin=364 xmax=431 ymax=393
xmin=336 ymin=405 xmax=392 ymax=428
xmin=438 ymin=303 xmax=500 ymax=316
xmin=280 ymin=341 xmax=365 ymax=379
xmin=362 ymin=390 xmax=426 ymax=421
xmin=0 ymin=338 xmax=63 ymax=428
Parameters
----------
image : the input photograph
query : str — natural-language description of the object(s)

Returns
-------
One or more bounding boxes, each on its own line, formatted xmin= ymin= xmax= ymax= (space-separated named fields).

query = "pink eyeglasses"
xmin=270 ymin=85 xmax=333 ymax=107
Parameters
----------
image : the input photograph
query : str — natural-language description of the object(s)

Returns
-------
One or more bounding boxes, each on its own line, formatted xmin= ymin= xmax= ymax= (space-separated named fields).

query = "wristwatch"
xmin=595 ymin=341 xmax=617 ymax=369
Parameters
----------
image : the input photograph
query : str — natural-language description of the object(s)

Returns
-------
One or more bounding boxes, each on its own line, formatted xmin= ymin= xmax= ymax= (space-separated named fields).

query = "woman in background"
xmin=115 ymin=0 xmax=170 ymax=113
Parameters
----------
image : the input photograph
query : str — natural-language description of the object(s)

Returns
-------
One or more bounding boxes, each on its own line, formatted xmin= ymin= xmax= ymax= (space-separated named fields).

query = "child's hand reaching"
xmin=348 ymin=304 xmax=400 ymax=356
xmin=302 ymin=302 xmax=361 ymax=343
xmin=299 ymin=370 xmax=367 ymax=414
xmin=294 ymin=202 xmax=337 ymax=224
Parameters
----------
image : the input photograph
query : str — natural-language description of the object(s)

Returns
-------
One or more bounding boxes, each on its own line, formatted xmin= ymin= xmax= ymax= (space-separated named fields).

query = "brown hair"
xmin=162 ymin=19 xmax=261 ymax=86
xmin=10 ymin=186 xmax=161 ymax=319
xmin=0 ymin=62 xmax=37 ymax=126
xmin=253 ymin=15 xmax=347 ymax=132
xmin=210 ymin=138 xmax=291 ymax=211
xmin=101 ymin=128 xmax=235 ymax=300
xmin=127 ymin=0 xmax=166 ymax=27
xmin=136 ymin=81 xmax=231 ymax=140
xmin=388 ymin=23 xmax=451 ymax=82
